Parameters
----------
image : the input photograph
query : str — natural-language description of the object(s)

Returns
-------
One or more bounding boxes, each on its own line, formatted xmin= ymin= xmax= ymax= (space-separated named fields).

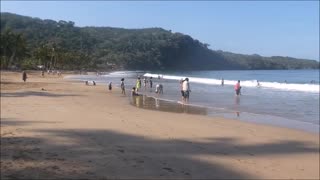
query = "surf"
xmin=143 ymin=73 xmax=319 ymax=93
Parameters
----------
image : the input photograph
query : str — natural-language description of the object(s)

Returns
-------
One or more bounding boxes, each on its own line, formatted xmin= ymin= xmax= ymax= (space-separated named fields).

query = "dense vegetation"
xmin=1 ymin=12 xmax=319 ymax=70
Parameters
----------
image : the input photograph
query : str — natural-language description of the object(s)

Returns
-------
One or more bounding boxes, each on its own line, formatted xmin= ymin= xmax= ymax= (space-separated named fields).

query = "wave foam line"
xmin=144 ymin=73 xmax=319 ymax=93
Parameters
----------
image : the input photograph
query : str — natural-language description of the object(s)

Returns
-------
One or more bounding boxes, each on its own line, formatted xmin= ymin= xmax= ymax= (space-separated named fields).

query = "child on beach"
xmin=235 ymin=80 xmax=241 ymax=95
xmin=131 ymin=87 xmax=140 ymax=96
xmin=120 ymin=78 xmax=125 ymax=95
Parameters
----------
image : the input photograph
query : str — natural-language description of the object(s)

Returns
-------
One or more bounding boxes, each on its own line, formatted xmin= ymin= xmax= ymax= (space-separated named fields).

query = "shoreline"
xmin=1 ymin=71 xmax=319 ymax=179
xmin=129 ymin=94 xmax=320 ymax=134
xmin=65 ymin=74 xmax=320 ymax=134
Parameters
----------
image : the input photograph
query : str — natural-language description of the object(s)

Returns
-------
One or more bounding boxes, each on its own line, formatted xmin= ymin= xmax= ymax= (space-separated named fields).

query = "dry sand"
xmin=1 ymin=71 xmax=319 ymax=179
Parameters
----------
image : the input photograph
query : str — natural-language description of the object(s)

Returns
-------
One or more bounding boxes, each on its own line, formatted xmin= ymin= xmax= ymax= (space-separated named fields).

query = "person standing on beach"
xmin=108 ymin=82 xmax=112 ymax=91
xmin=182 ymin=78 xmax=191 ymax=103
xmin=234 ymin=80 xmax=241 ymax=96
xmin=136 ymin=77 xmax=141 ymax=92
xmin=221 ymin=78 xmax=224 ymax=86
xmin=121 ymin=78 xmax=125 ymax=95
xmin=143 ymin=77 xmax=147 ymax=90
xmin=41 ymin=70 xmax=44 ymax=77
xmin=149 ymin=77 xmax=153 ymax=89
xmin=22 ymin=71 xmax=27 ymax=82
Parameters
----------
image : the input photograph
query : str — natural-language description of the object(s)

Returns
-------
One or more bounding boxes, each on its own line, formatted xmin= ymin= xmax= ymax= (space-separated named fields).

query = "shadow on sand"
xmin=1 ymin=119 xmax=319 ymax=179
xmin=1 ymin=91 xmax=80 ymax=98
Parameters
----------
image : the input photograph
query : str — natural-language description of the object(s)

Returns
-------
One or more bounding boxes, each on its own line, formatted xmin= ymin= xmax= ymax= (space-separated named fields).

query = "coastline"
xmin=1 ymin=71 xmax=319 ymax=179
xmin=64 ymin=72 xmax=320 ymax=133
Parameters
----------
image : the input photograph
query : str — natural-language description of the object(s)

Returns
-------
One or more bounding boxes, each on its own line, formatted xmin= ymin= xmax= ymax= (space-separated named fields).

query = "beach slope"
xmin=1 ymin=71 xmax=319 ymax=179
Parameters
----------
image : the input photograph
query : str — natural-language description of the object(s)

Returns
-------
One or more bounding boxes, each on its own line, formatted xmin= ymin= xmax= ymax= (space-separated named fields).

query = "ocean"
xmin=66 ymin=70 xmax=320 ymax=133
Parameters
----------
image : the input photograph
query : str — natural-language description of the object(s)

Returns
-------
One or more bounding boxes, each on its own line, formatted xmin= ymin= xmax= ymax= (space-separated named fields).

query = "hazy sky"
xmin=1 ymin=1 xmax=319 ymax=60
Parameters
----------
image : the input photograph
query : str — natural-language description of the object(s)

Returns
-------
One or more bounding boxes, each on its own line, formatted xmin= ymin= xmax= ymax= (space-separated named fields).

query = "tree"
xmin=0 ymin=29 xmax=27 ymax=69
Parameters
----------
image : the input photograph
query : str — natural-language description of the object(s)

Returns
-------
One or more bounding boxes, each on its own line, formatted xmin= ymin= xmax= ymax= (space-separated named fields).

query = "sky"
xmin=1 ymin=1 xmax=319 ymax=60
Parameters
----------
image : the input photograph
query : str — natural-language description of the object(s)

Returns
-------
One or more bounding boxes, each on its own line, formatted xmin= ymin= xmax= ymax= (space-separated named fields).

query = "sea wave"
xmin=144 ymin=73 xmax=319 ymax=93
xmin=107 ymin=71 xmax=145 ymax=77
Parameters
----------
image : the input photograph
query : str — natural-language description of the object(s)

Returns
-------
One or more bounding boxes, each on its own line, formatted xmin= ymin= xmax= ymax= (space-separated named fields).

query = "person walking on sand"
xmin=182 ymin=78 xmax=191 ymax=103
xmin=22 ymin=71 xmax=27 ymax=82
xmin=120 ymin=78 xmax=126 ymax=95
xmin=41 ymin=70 xmax=44 ymax=77
xmin=235 ymin=80 xmax=241 ymax=96
xmin=108 ymin=82 xmax=112 ymax=91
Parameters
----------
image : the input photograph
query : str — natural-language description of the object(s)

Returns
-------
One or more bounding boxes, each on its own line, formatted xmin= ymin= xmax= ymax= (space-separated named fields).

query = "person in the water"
xmin=149 ymin=77 xmax=153 ymax=88
xmin=143 ymin=77 xmax=147 ymax=90
xmin=234 ymin=80 xmax=241 ymax=96
xmin=180 ymin=79 xmax=184 ymax=102
xmin=136 ymin=77 xmax=141 ymax=92
xmin=131 ymin=87 xmax=140 ymax=96
xmin=182 ymin=78 xmax=191 ymax=103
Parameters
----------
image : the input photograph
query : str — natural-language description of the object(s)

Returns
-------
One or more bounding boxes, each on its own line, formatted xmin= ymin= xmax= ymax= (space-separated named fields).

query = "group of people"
xmin=135 ymin=77 xmax=154 ymax=92
xmin=132 ymin=76 xmax=162 ymax=96
xmin=81 ymin=74 xmax=244 ymax=103
xmin=85 ymin=80 xmax=96 ymax=86
xmin=46 ymin=69 xmax=61 ymax=76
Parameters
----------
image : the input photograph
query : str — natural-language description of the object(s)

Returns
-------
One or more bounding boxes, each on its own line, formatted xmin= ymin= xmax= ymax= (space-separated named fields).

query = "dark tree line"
xmin=1 ymin=12 xmax=319 ymax=70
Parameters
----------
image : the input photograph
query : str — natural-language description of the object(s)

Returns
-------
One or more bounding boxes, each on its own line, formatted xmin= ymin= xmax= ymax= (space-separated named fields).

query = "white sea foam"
xmin=108 ymin=71 xmax=145 ymax=76
xmin=144 ymin=73 xmax=319 ymax=93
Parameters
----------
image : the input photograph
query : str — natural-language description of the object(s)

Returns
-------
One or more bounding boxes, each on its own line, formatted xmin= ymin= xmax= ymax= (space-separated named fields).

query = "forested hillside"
xmin=1 ymin=12 xmax=318 ymax=70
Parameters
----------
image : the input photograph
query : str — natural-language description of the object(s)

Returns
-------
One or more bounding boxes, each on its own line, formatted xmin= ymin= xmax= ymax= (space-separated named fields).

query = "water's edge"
xmin=65 ymin=75 xmax=319 ymax=134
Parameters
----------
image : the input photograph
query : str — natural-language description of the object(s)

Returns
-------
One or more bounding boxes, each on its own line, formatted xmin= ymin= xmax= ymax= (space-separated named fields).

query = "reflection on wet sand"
xmin=131 ymin=95 xmax=207 ymax=115
xmin=234 ymin=96 xmax=241 ymax=117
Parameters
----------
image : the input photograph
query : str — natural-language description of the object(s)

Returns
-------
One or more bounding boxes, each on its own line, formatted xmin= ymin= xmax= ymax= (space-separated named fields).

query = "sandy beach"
xmin=1 ymin=71 xmax=319 ymax=179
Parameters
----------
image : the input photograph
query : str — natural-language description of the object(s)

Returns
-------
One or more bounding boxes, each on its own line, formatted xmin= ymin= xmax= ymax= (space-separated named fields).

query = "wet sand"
xmin=1 ymin=71 xmax=319 ymax=179
xmin=130 ymin=95 xmax=208 ymax=115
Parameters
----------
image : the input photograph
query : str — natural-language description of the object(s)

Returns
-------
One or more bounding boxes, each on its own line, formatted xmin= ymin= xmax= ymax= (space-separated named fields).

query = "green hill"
xmin=1 ymin=12 xmax=318 ymax=70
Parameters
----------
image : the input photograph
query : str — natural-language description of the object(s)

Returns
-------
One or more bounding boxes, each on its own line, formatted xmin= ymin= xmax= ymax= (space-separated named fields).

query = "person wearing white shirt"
xmin=182 ymin=78 xmax=191 ymax=103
